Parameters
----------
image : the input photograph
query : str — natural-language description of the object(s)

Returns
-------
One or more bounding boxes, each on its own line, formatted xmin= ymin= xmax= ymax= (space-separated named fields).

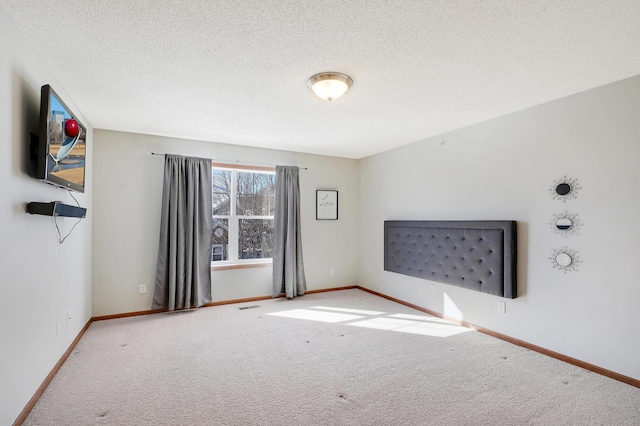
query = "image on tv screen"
xmin=47 ymin=92 xmax=86 ymax=188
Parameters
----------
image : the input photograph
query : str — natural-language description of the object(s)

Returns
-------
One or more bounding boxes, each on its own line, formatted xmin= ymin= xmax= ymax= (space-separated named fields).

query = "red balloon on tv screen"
xmin=64 ymin=119 xmax=79 ymax=138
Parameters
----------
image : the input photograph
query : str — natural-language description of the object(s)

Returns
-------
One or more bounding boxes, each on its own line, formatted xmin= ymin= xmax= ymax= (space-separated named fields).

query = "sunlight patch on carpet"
xmin=310 ymin=306 xmax=385 ymax=315
xmin=389 ymin=313 xmax=458 ymax=325
xmin=348 ymin=317 xmax=472 ymax=337
xmin=268 ymin=309 xmax=363 ymax=323
xmin=269 ymin=305 xmax=471 ymax=337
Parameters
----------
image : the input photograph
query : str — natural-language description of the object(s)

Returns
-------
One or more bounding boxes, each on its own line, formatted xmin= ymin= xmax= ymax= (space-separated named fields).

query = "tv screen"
xmin=36 ymin=84 xmax=87 ymax=193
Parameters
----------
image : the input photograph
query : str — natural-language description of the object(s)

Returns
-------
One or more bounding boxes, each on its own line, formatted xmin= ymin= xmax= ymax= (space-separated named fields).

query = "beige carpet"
xmin=23 ymin=289 xmax=640 ymax=425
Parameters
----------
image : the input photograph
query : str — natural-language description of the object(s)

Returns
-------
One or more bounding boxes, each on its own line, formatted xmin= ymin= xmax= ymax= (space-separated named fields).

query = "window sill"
xmin=211 ymin=261 xmax=272 ymax=271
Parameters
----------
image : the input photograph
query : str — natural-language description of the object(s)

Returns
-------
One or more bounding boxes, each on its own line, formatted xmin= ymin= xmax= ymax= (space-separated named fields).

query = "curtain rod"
xmin=148 ymin=152 xmax=309 ymax=170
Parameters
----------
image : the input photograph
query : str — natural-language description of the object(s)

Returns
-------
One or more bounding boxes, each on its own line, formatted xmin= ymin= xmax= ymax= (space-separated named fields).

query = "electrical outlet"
xmin=67 ymin=311 xmax=72 ymax=324
xmin=329 ymin=268 xmax=335 ymax=276
xmin=497 ymin=301 xmax=506 ymax=314
xmin=139 ymin=284 xmax=147 ymax=294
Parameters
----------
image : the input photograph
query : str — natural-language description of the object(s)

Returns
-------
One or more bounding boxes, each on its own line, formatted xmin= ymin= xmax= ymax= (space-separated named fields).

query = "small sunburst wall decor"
xmin=548 ymin=211 xmax=582 ymax=237
xmin=549 ymin=247 xmax=581 ymax=273
xmin=550 ymin=176 xmax=581 ymax=202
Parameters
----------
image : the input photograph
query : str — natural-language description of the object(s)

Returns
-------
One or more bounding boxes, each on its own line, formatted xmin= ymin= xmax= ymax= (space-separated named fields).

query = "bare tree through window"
xmin=211 ymin=166 xmax=275 ymax=263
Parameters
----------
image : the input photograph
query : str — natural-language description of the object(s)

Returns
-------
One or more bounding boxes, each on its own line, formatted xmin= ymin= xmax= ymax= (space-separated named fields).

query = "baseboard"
xmin=357 ymin=286 xmax=640 ymax=389
xmin=306 ymin=285 xmax=359 ymax=294
xmin=92 ymin=286 xmax=360 ymax=320
xmin=13 ymin=319 xmax=93 ymax=426
xmin=203 ymin=286 xmax=359 ymax=307
xmin=92 ymin=309 xmax=165 ymax=322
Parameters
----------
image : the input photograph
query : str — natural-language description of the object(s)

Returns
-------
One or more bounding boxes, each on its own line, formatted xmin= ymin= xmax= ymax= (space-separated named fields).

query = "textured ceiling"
xmin=2 ymin=1 xmax=640 ymax=159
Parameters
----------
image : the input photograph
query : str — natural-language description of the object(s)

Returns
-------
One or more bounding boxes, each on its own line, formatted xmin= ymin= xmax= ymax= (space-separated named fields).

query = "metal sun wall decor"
xmin=548 ymin=176 xmax=583 ymax=273
xmin=550 ymin=175 xmax=581 ymax=202
xmin=549 ymin=211 xmax=582 ymax=237
xmin=549 ymin=247 xmax=581 ymax=273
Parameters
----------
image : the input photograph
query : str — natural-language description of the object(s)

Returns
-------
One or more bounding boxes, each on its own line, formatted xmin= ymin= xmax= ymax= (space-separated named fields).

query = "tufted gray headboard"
xmin=384 ymin=221 xmax=517 ymax=299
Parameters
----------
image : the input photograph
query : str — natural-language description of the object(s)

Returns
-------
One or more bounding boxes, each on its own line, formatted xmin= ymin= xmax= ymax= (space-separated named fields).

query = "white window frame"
xmin=211 ymin=163 xmax=275 ymax=269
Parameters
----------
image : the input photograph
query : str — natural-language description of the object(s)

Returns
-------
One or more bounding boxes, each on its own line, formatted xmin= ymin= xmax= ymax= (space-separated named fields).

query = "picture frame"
xmin=316 ymin=190 xmax=338 ymax=220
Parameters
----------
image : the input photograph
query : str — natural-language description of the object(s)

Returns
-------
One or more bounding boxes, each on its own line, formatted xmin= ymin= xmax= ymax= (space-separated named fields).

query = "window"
xmin=211 ymin=165 xmax=275 ymax=265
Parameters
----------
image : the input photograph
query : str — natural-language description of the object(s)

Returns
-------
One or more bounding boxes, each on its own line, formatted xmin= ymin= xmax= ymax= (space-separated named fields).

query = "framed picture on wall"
xmin=316 ymin=190 xmax=338 ymax=220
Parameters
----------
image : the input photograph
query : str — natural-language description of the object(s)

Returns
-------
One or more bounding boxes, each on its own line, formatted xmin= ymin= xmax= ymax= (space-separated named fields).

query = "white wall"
xmin=358 ymin=75 xmax=640 ymax=381
xmin=0 ymin=11 xmax=93 ymax=425
xmin=92 ymin=130 xmax=359 ymax=316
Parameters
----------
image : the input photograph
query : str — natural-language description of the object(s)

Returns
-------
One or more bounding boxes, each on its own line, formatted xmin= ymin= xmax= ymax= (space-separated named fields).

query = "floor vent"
xmin=239 ymin=305 xmax=261 ymax=310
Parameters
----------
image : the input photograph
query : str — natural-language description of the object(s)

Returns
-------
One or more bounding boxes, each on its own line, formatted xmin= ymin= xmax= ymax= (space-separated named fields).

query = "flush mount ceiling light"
xmin=307 ymin=72 xmax=353 ymax=101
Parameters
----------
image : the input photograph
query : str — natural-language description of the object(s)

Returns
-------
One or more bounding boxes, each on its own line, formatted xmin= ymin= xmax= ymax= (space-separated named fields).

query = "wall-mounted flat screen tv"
xmin=36 ymin=84 xmax=87 ymax=193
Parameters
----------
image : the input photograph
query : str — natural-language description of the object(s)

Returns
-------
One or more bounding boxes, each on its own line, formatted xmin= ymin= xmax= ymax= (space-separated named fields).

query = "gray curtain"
xmin=272 ymin=166 xmax=307 ymax=298
xmin=152 ymin=154 xmax=213 ymax=311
